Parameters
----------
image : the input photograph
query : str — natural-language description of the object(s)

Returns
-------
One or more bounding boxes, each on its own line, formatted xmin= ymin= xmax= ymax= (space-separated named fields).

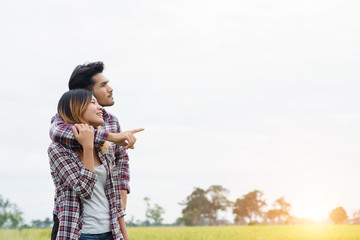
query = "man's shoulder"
xmin=103 ymin=109 xmax=120 ymax=125
xmin=50 ymin=113 xmax=60 ymax=124
xmin=48 ymin=142 xmax=73 ymax=155
xmin=103 ymin=109 xmax=118 ymax=119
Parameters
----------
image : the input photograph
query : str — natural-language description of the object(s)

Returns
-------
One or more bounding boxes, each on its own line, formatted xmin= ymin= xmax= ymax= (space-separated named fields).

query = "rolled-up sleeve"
xmin=114 ymin=145 xmax=130 ymax=193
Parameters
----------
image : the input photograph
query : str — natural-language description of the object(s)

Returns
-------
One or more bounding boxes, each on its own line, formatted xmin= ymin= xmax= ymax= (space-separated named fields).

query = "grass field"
xmin=1 ymin=225 xmax=360 ymax=240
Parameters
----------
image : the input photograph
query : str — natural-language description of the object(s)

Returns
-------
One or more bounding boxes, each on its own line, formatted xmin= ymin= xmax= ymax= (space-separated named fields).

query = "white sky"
xmin=0 ymin=0 xmax=360 ymax=224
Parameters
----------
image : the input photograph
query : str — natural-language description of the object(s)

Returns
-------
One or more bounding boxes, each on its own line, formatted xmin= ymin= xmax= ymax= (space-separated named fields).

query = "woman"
xmin=48 ymin=89 xmax=129 ymax=240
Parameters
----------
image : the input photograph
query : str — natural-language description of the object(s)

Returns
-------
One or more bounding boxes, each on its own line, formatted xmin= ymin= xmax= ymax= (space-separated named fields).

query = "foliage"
xmin=178 ymin=185 xmax=231 ymax=226
xmin=0 ymin=195 xmax=23 ymax=229
xmin=329 ymin=207 xmax=348 ymax=224
xmin=233 ymin=190 xmax=266 ymax=225
xmin=179 ymin=187 xmax=211 ymax=226
xmin=207 ymin=185 xmax=233 ymax=225
xmin=144 ymin=197 xmax=165 ymax=226
xmin=265 ymin=197 xmax=292 ymax=224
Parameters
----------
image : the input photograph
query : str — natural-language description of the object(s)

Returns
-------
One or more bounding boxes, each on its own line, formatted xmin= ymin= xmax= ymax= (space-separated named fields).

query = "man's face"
xmin=91 ymin=73 xmax=114 ymax=107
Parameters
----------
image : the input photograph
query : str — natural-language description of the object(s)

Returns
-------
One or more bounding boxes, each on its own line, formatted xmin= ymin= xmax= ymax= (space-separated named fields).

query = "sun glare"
xmin=306 ymin=208 xmax=326 ymax=222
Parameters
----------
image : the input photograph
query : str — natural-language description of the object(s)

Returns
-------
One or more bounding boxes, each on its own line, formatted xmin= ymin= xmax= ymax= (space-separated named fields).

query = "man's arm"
xmin=110 ymin=114 xmax=130 ymax=210
xmin=49 ymin=114 xmax=109 ymax=148
xmin=114 ymin=145 xmax=130 ymax=209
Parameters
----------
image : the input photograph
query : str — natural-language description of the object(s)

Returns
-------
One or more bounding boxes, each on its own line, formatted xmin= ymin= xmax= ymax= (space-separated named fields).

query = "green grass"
xmin=1 ymin=225 xmax=360 ymax=240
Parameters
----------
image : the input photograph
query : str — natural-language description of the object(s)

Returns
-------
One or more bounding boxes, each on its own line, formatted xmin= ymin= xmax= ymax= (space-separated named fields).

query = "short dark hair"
xmin=68 ymin=61 xmax=104 ymax=90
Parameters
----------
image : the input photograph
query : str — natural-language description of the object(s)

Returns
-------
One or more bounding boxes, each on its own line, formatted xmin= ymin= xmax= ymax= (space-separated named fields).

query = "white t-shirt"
xmin=81 ymin=164 xmax=111 ymax=234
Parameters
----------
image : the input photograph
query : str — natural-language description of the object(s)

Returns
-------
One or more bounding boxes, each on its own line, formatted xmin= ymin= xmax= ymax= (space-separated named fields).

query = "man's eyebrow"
xmin=100 ymin=80 xmax=109 ymax=85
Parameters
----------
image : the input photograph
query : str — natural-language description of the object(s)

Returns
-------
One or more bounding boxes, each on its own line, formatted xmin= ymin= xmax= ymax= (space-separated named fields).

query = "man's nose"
xmin=108 ymin=85 xmax=113 ymax=93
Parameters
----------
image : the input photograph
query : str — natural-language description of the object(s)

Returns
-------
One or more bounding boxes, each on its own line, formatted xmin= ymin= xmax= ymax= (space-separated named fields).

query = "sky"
xmin=0 ymin=0 xmax=360 ymax=224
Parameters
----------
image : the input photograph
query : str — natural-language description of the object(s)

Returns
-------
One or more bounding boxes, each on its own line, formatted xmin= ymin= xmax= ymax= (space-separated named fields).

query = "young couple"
xmin=48 ymin=62 xmax=143 ymax=240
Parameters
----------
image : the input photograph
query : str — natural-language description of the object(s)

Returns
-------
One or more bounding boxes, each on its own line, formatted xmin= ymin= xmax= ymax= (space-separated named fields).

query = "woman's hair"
xmin=58 ymin=89 xmax=93 ymax=125
xmin=57 ymin=89 xmax=109 ymax=152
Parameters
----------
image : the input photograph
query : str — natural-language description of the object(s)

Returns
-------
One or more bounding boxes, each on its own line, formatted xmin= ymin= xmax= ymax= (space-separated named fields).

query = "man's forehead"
xmin=93 ymin=73 xmax=109 ymax=84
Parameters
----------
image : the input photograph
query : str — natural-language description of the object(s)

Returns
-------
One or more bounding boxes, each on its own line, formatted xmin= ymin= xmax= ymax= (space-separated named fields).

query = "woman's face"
xmin=82 ymin=95 xmax=104 ymax=127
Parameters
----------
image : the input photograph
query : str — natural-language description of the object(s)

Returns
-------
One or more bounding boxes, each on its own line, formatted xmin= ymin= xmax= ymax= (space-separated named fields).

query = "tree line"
xmin=0 ymin=194 xmax=52 ymax=229
xmin=0 ymin=188 xmax=358 ymax=229
xmin=175 ymin=185 xmax=356 ymax=226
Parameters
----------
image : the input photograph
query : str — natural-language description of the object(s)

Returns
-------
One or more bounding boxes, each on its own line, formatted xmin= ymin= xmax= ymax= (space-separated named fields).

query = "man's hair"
xmin=68 ymin=61 xmax=104 ymax=90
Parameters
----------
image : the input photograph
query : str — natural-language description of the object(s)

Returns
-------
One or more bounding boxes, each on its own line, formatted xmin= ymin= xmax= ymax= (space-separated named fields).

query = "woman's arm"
xmin=48 ymin=124 xmax=99 ymax=199
xmin=72 ymin=124 xmax=96 ymax=173
xmin=118 ymin=217 xmax=129 ymax=240
xmin=48 ymin=143 xmax=97 ymax=199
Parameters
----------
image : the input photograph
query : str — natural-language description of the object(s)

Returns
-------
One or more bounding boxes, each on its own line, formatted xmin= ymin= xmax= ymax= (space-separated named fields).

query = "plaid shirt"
xmin=48 ymin=142 xmax=126 ymax=240
xmin=49 ymin=109 xmax=130 ymax=193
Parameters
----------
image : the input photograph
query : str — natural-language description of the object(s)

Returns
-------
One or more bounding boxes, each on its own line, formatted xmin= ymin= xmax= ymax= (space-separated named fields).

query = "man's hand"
xmin=107 ymin=128 xmax=144 ymax=149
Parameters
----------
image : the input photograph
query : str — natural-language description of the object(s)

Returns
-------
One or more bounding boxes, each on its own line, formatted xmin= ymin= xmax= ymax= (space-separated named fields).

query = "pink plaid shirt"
xmin=48 ymin=142 xmax=126 ymax=240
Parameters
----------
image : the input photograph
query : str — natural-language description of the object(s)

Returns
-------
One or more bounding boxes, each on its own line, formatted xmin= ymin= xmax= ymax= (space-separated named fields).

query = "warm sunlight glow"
xmin=305 ymin=208 xmax=326 ymax=222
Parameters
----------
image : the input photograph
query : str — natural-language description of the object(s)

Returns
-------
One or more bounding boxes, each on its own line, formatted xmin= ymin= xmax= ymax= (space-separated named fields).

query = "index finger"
xmin=129 ymin=128 xmax=145 ymax=134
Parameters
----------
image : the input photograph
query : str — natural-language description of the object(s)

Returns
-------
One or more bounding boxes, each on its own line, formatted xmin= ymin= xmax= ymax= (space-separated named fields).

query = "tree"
xmin=206 ymin=185 xmax=232 ymax=225
xmin=329 ymin=207 xmax=348 ymax=224
xmin=179 ymin=187 xmax=211 ymax=226
xmin=144 ymin=197 xmax=165 ymax=226
xmin=179 ymin=185 xmax=232 ymax=226
xmin=351 ymin=209 xmax=360 ymax=224
xmin=265 ymin=197 xmax=291 ymax=225
xmin=0 ymin=194 xmax=23 ymax=229
xmin=233 ymin=190 xmax=266 ymax=225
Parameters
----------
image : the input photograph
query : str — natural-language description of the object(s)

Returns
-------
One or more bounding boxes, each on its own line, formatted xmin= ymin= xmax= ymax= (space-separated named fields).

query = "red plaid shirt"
xmin=49 ymin=109 xmax=130 ymax=193
xmin=48 ymin=142 xmax=126 ymax=240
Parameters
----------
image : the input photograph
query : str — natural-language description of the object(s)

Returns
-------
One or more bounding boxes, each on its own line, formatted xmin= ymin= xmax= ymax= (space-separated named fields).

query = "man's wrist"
xmin=107 ymin=133 xmax=115 ymax=142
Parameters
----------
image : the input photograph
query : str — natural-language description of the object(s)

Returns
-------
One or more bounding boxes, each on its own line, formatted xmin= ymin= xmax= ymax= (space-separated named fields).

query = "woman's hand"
xmin=122 ymin=232 xmax=130 ymax=240
xmin=72 ymin=124 xmax=94 ymax=149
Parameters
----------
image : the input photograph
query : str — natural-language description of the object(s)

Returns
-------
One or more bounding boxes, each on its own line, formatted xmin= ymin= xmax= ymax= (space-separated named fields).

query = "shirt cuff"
xmin=117 ymin=209 xmax=126 ymax=219
xmin=94 ymin=129 xmax=109 ymax=146
xmin=120 ymin=181 xmax=130 ymax=194
xmin=80 ymin=167 xmax=97 ymax=181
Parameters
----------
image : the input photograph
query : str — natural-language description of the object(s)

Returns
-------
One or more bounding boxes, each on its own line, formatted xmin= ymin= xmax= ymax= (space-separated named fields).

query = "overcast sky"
xmin=1 ymin=0 xmax=360 ymax=224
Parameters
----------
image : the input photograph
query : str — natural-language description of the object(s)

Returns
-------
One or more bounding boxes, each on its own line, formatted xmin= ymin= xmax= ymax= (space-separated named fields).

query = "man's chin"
xmin=101 ymin=100 xmax=115 ymax=107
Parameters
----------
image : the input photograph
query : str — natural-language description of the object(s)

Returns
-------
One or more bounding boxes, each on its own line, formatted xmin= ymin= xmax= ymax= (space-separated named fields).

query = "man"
xmin=49 ymin=61 xmax=143 ymax=240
